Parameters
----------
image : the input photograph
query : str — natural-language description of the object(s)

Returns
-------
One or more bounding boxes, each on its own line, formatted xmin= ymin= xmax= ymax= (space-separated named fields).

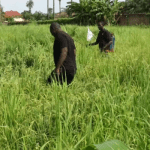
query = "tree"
xmin=66 ymin=0 xmax=124 ymax=25
xmin=123 ymin=0 xmax=150 ymax=14
xmin=26 ymin=0 xmax=34 ymax=13
xmin=0 ymin=4 xmax=5 ymax=22
xmin=0 ymin=4 xmax=2 ymax=22
xmin=48 ymin=8 xmax=53 ymax=18
xmin=32 ymin=11 xmax=47 ymax=21
xmin=21 ymin=11 xmax=33 ymax=20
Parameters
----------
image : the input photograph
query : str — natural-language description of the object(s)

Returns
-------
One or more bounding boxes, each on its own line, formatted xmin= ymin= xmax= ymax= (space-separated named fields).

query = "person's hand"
xmin=54 ymin=68 xmax=60 ymax=76
xmin=102 ymin=46 xmax=107 ymax=51
xmin=103 ymin=45 xmax=110 ymax=50
xmin=86 ymin=44 xmax=92 ymax=47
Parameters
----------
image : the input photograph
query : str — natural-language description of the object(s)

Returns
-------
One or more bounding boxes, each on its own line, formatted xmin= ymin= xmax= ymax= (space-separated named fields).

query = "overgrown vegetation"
xmin=0 ymin=24 xmax=150 ymax=150
xmin=66 ymin=0 xmax=150 ymax=25
xmin=121 ymin=0 xmax=150 ymax=14
xmin=66 ymin=0 xmax=123 ymax=25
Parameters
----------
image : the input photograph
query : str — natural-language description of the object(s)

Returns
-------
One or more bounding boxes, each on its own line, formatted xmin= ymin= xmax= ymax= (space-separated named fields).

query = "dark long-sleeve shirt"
xmin=96 ymin=29 xmax=112 ymax=50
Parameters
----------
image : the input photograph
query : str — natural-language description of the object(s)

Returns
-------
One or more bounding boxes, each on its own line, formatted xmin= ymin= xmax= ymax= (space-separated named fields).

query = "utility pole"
xmin=47 ymin=0 xmax=49 ymax=19
xmin=59 ymin=0 xmax=61 ymax=14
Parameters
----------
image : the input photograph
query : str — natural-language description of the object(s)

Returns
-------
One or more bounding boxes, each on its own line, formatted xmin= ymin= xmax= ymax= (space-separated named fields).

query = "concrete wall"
xmin=115 ymin=13 xmax=150 ymax=26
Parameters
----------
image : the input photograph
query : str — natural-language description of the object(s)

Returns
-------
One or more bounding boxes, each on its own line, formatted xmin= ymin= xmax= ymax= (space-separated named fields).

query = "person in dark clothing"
xmin=89 ymin=21 xmax=113 ymax=53
xmin=47 ymin=22 xmax=77 ymax=85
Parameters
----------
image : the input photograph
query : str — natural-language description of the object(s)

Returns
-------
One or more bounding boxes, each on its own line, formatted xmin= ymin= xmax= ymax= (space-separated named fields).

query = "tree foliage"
xmin=21 ymin=11 xmax=48 ymax=21
xmin=0 ymin=5 xmax=5 ymax=22
xmin=26 ymin=0 xmax=34 ymax=13
xmin=21 ymin=11 xmax=33 ymax=20
xmin=121 ymin=0 xmax=150 ymax=14
xmin=66 ymin=0 xmax=124 ymax=25
xmin=48 ymin=8 xmax=53 ymax=16
xmin=32 ymin=11 xmax=48 ymax=21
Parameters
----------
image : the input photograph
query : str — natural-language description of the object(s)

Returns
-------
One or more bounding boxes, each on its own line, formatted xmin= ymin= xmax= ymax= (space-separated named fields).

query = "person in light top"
xmin=89 ymin=21 xmax=113 ymax=53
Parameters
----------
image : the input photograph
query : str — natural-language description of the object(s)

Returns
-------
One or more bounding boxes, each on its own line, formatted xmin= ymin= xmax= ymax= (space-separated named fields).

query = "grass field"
xmin=0 ymin=23 xmax=150 ymax=150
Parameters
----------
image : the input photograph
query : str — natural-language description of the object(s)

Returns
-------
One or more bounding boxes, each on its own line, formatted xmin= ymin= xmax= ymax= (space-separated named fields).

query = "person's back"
xmin=54 ymin=31 xmax=76 ymax=71
xmin=47 ymin=22 xmax=77 ymax=85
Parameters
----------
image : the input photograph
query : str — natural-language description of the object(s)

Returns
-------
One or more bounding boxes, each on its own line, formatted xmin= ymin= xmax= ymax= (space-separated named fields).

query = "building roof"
xmin=4 ymin=10 xmax=22 ymax=18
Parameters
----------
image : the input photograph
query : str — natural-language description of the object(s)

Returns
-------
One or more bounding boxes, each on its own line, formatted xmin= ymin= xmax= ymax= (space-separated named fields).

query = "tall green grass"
xmin=0 ymin=24 xmax=150 ymax=150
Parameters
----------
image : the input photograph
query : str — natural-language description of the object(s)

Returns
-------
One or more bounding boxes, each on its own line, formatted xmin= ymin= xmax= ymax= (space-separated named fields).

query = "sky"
xmin=1 ymin=0 xmax=125 ymax=14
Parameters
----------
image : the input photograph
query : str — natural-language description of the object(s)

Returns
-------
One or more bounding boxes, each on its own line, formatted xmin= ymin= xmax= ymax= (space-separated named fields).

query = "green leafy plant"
xmin=66 ymin=0 xmax=124 ymax=25
xmin=82 ymin=140 xmax=130 ymax=150
xmin=7 ymin=17 xmax=14 ymax=23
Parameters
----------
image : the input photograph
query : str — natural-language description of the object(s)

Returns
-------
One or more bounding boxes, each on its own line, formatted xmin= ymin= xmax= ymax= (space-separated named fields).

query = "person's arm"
xmin=103 ymin=41 xmax=112 ymax=50
xmin=89 ymin=32 xmax=100 ymax=46
xmin=89 ymin=41 xmax=99 ymax=46
xmin=54 ymin=33 xmax=68 ymax=74
xmin=55 ymin=47 xmax=68 ymax=74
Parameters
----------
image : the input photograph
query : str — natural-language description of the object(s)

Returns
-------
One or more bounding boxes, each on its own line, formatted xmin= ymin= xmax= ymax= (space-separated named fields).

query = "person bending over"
xmin=89 ymin=21 xmax=113 ymax=53
xmin=47 ymin=22 xmax=77 ymax=85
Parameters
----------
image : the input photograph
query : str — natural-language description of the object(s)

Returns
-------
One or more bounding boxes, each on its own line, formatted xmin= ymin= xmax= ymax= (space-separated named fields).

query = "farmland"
xmin=0 ymin=23 xmax=150 ymax=150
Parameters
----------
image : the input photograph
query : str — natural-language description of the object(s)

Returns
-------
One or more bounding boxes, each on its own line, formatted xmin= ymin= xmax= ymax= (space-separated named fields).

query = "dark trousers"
xmin=47 ymin=66 xmax=76 ymax=85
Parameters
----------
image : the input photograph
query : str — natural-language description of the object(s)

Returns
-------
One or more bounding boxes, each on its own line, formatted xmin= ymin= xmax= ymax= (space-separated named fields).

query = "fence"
xmin=115 ymin=13 xmax=150 ymax=26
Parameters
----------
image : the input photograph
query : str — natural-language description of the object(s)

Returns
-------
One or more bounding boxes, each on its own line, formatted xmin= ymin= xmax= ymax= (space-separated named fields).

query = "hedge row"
xmin=37 ymin=18 xmax=77 ymax=25
xmin=8 ymin=21 xmax=30 ymax=26
xmin=7 ymin=18 xmax=78 ymax=26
